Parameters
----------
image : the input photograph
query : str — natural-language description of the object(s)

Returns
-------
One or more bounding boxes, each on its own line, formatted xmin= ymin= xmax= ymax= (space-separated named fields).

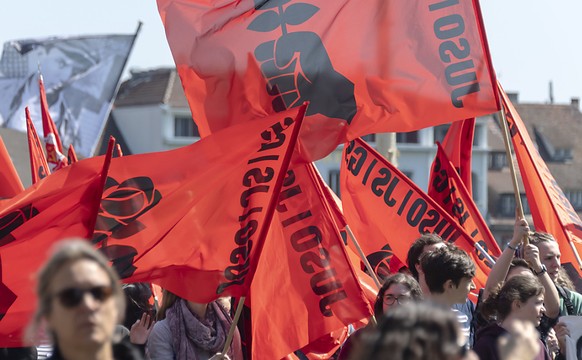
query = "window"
xmin=361 ymin=134 xmax=376 ymax=143
xmin=328 ymin=169 xmax=341 ymax=196
xmin=565 ymin=190 xmax=582 ymax=210
xmin=499 ymin=193 xmax=530 ymax=217
xmin=471 ymin=172 xmax=479 ymax=203
xmin=554 ymin=148 xmax=573 ymax=163
xmin=174 ymin=116 xmax=199 ymax=138
xmin=402 ymin=170 xmax=413 ymax=180
xmin=488 ymin=152 xmax=507 ymax=170
xmin=433 ymin=125 xmax=449 ymax=144
xmin=396 ymin=131 xmax=419 ymax=144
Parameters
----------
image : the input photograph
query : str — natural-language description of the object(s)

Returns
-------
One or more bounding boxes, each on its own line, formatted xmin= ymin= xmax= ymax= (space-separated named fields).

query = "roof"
xmin=114 ymin=68 xmax=189 ymax=108
xmin=488 ymin=101 xmax=582 ymax=189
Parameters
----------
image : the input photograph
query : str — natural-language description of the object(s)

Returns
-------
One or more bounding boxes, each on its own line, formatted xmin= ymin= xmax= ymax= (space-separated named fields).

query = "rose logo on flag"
xmin=0 ymin=204 xmax=39 ymax=247
xmin=93 ymin=176 xmax=162 ymax=278
xmin=366 ymin=244 xmax=393 ymax=280
xmin=250 ymin=0 xmax=357 ymax=123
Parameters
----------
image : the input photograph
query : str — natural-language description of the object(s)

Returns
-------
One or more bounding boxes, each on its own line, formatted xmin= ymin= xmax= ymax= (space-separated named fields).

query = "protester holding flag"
xmin=27 ymin=239 xmax=142 ymax=360
xmin=528 ymin=232 xmax=582 ymax=316
xmin=147 ymin=290 xmax=241 ymax=360
xmin=473 ymin=275 xmax=551 ymax=360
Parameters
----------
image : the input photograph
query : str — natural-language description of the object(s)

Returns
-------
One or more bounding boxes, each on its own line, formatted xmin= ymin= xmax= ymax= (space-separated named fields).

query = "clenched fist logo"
xmin=249 ymin=0 xmax=356 ymax=123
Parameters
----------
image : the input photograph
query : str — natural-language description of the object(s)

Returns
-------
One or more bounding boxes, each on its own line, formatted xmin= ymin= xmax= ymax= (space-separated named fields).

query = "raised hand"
xmin=129 ymin=312 xmax=155 ymax=345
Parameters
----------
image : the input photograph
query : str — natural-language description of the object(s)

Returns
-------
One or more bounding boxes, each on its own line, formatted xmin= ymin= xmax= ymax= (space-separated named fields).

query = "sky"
xmin=1 ymin=0 xmax=581 ymax=105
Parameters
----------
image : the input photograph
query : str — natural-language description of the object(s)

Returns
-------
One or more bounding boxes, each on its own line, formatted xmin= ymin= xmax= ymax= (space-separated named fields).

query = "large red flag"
xmin=25 ymin=108 xmax=51 ymax=184
xmin=340 ymin=138 xmax=492 ymax=292
xmin=0 ymin=136 xmax=24 ymax=199
xmin=246 ymin=163 xmax=372 ymax=359
xmin=39 ymin=75 xmax=69 ymax=171
xmin=0 ymin=141 xmax=113 ymax=346
xmin=157 ymin=0 xmax=499 ymax=160
xmin=440 ymin=118 xmax=476 ymax=194
xmin=93 ymin=106 xmax=305 ymax=303
xmin=428 ymin=143 xmax=501 ymax=262
xmin=500 ymin=84 xmax=582 ymax=278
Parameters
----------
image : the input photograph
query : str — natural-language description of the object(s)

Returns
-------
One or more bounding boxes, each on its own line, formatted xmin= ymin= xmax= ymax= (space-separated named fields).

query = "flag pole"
xmin=345 ymin=225 xmax=382 ymax=289
xmin=497 ymin=105 xmax=528 ymax=245
xmin=222 ymin=296 xmax=246 ymax=356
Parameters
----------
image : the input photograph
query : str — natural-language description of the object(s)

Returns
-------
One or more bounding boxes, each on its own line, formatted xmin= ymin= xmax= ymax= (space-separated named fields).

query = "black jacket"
xmin=47 ymin=340 xmax=143 ymax=360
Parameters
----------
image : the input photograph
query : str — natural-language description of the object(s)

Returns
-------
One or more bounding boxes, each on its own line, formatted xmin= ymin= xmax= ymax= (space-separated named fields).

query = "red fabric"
xmin=0 ymin=136 xmax=24 ymax=199
xmin=93 ymin=107 xmax=305 ymax=303
xmin=500 ymin=84 xmax=582 ymax=278
xmin=0 ymin=145 xmax=113 ymax=346
xmin=247 ymin=163 xmax=372 ymax=359
xmin=25 ymin=108 xmax=51 ymax=184
xmin=157 ymin=0 xmax=499 ymax=161
xmin=340 ymin=138 xmax=491 ymax=294
xmin=388 ymin=254 xmax=407 ymax=274
xmin=428 ymin=143 xmax=501 ymax=264
xmin=440 ymin=118 xmax=476 ymax=194
xmin=39 ymin=76 xmax=68 ymax=171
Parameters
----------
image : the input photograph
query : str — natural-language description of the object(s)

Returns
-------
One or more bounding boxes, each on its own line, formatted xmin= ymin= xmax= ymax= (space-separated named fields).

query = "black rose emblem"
xmin=0 ymin=204 xmax=39 ymax=247
xmin=92 ymin=176 xmax=162 ymax=245
xmin=93 ymin=176 xmax=161 ymax=279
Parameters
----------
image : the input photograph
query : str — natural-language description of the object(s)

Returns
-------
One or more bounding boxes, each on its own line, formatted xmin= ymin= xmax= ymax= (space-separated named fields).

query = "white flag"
xmin=0 ymin=34 xmax=136 ymax=158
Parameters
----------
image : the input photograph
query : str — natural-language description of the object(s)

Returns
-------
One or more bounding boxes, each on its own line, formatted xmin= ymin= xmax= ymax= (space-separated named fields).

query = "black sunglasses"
xmin=54 ymin=286 xmax=114 ymax=308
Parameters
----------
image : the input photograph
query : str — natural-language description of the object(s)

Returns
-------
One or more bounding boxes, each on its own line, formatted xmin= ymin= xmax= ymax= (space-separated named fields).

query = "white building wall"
xmin=112 ymin=105 xmax=197 ymax=154
xmin=315 ymin=119 xmax=490 ymax=219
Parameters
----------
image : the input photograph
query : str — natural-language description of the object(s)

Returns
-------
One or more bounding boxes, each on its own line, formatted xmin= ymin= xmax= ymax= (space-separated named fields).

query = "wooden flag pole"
xmin=498 ymin=106 xmax=529 ymax=246
xmin=345 ymin=225 xmax=382 ymax=290
xmin=221 ymin=296 xmax=246 ymax=357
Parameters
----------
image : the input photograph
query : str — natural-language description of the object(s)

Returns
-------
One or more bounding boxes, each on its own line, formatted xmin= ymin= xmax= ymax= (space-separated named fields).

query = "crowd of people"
xmin=4 ymin=216 xmax=582 ymax=360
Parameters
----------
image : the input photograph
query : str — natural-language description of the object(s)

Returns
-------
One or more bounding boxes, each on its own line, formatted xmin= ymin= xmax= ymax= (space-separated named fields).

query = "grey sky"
xmin=1 ymin=1 xmax=580 ymax=105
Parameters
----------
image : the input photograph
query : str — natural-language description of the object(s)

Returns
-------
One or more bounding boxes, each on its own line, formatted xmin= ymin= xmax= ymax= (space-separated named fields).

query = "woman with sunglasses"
xmin=337 ymin=273 xmax=422 ymax=359
xmin=146 ymin=290 xmax=242 ymax=360
xmin=28 ymin=239 xmax=142 ymax=360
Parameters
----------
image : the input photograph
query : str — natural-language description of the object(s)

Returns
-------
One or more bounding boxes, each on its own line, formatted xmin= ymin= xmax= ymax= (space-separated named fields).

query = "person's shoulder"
xmin=566 ymin=289 xmax=582 ymax=312
xmin=149 ymin=319 xmax=172 ymax=340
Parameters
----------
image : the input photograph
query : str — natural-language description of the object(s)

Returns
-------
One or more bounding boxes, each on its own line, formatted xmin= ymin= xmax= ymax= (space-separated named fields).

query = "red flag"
xmin=93 ymin=106 xmax=305 ymax=303
xmin=340 ymin=138 xmax=492 ymax=293
xmin=440 ymin=118 xmax=476 ymax=194
xmin=428 ymin=143 xmax=501 ymax=260
xmin=68 ymin=144 xmax=78 ymax=164
xmin=500 ymin=84 xmax=582 ymax=278
xmin=25 ymin=108 xmax=51 ymax=184
xmin=0 ymin=142 xmax=114 ymax=346
xmin=0 ymin=137 xmax=24 ymax=199
xmin=246 ymin=163 xmax=372 ymax=359
xmin=157 ymin=0 xmax=499 ymax=160
xmin=39 ymin=75 xmax=69 ymax=171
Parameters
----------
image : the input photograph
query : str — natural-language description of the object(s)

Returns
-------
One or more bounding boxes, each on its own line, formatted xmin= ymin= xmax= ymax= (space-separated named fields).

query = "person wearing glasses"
xmin=337 ymin=273 xmax=422 ymax=359
xmin=27 ymin=239 xmax=142 ymax=360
